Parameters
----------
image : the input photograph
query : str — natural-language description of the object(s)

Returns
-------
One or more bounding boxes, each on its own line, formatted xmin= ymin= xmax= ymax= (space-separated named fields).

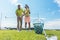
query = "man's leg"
xmin=20 ymin=18 xmax=22 ymax=30
xmin=17 ymin=17 xmax=19 ymax=30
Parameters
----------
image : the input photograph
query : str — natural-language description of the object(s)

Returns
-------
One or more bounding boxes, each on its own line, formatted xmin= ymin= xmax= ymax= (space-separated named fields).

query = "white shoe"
xmin=29 ymin=30 xmax=31 ymax=31
xmin=17 ymin=30 xmax=20 ymax=32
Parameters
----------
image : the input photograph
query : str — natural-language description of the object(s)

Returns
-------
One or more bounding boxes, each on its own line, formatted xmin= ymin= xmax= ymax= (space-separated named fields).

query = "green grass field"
xmin=0 ymin=30 xmax=60 ymax=40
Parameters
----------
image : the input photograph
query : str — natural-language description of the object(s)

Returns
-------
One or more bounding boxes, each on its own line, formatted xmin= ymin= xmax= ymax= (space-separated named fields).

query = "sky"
xmin=0 ymin=0 xmax=60 ymax=29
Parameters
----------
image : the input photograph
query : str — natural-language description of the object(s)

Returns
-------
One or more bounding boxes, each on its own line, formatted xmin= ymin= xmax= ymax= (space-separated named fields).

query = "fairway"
xmin=0 ymin=30 xmax=60 ymax=40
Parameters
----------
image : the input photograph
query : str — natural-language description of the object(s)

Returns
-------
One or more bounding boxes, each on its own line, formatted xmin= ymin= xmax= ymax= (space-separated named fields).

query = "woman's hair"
xmin=25 ymin=4 xmax=29 ymax=8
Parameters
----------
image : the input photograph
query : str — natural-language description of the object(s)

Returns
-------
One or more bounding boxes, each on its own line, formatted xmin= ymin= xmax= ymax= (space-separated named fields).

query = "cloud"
xmin=9 ymin=0 xmax=23 ymax=8
xmin=9 ymin=0 xmax=18 ymax=5
xmin=31 ymin=17 xmax=46 ymax=21
xmin=48 ymin=10 xmax=56 ymax=15
xmin=31 ymin=17 xmax=46 ymax=23
xmin=44 ymin=19 xmax=60 ymax=29
xmin=51 ymin=11 xmax=55 ymax=15
xmin=58 ymin=9 xmax=60 ymax=13
xmin=1 ymin=20 xmax=17 ymax=27
xmin=54 ymin=0 xmax=60 ymax=7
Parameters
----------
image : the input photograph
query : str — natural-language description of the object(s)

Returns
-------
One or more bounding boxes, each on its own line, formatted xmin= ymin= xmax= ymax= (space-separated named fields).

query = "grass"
xmin=0 ymin=30 xmax=60 ymax=40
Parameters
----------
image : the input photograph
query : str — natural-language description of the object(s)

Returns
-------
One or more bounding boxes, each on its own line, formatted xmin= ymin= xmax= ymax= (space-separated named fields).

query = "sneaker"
xmin=17 ymin=30 xmax=20 ymax=32
xmin=17 ymin=29 xmax=20 ymax=32
xmin=29 ymin=29 xmax=32 ymax=31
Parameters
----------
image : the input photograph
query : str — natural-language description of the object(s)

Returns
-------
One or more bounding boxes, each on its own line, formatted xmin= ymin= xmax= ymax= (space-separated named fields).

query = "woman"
xmin=24 ymin=4 xmax=30 ymax=30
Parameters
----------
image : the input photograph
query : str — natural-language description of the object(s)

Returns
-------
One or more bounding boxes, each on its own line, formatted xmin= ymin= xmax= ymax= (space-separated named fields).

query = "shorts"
xmin=25 ymin=16 xmax=30 ymax=23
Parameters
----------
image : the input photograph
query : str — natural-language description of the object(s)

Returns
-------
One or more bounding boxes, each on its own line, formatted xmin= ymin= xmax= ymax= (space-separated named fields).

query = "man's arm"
xmin=16 ymin=10 xmax=18 ymax=16
xmin=21 ymin=9 xmax=25 ymax=17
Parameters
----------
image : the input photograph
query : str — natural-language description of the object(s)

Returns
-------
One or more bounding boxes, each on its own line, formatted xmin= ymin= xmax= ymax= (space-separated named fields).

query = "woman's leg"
xmin=28 ymin=22 xmax=30 ymax=30
xmin=25 ymin=22 xmax=27 ymax=29
xmin=28 ymin=16 xmax=30 ymax=30
xmin=25 ymin=17 xmax=27 ymax=29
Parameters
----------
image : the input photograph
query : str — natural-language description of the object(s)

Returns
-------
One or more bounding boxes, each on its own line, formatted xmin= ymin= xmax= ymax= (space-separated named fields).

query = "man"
xmin=16 ymin=4 xmax=23 ymax=31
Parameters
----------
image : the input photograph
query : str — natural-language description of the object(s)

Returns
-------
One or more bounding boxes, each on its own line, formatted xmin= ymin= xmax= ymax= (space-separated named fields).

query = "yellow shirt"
xmin=24 ymin=9 xmax=30 ymax=17
xmin=16 ymin=9 xmax=23 ymax=16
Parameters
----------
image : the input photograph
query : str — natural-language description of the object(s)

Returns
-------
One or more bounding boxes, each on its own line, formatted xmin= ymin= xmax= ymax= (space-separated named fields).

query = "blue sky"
xmin=0 ymin=0 xmax=60 ymax=29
